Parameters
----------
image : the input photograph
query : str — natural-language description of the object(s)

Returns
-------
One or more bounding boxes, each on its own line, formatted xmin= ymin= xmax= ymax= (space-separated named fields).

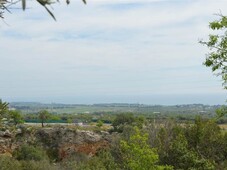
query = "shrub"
xmin=96 ymin=120 xmax=104 ymax=127
xmin=120 ymin=127 xmax=172 ymax=170
xmin=0 ymin=155 xmax=21 ymax=170
xmin=13 ymin=144 xmax=49 ymax=161
xmin=21 ymin=160 xmax=58 ymax=170
xmin=112 ymin=113 xmax=145 ymax=132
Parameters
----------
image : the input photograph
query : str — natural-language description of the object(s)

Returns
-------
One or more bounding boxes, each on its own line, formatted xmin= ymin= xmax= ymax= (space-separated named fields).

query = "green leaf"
xmin=209 ymin=21 xmax=223 ymax=30
xmin=204 ymin=59 xmax=213 ymax=66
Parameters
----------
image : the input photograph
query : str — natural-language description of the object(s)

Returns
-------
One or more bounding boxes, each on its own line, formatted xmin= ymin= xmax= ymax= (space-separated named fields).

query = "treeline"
xmin=1 ymin=100 xmax=227 ymax=169
xmin=0 ymin=115 xmax=227 ymax=169
xmin=22 ymin=109 xmax=227 ymax=125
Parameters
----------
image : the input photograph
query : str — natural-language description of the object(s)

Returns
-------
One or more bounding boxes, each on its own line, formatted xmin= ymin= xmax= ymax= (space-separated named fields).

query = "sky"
xmin=0 ymin=0 xmax=227 ymax=105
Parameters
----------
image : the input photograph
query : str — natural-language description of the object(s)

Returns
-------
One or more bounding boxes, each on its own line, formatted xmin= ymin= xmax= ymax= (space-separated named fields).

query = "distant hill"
xmin=9 ymin=102 xmax=221 ymax=115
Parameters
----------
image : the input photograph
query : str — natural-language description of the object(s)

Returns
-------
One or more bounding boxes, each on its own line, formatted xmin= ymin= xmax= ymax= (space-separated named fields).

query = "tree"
xmin=215 ymin=106 xmax=227 ymax=120
xmin=165 ymin=133 xmax=214 ymax=170
xmin=0 ymin=99 xmax=8 ymax=116
xmin=9 ymin=110 xmax=24 ymax=125
xmin=120 ymin=127 xmax=172 ymax=170
xmin=200 ymin=14 xmax=227 ymax=89
xmin=0 ymin=0 xmax=86 ymax=20
xmin=112 ymin=113 xmax=144 ymax=132
xmin=38 ymin=110 xmax=50 ymax=127
xmin=185 ymin=117 xmax=227 ymax=166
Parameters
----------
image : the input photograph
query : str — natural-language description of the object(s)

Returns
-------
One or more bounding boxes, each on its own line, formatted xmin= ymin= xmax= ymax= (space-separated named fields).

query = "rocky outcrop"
xmin=0 ymin=126 xmax=111 ymax=160
xmin=0 ymin=129 xmax=15 ymax=157
xmin=35 ymin=127 xmax=111 ymax=160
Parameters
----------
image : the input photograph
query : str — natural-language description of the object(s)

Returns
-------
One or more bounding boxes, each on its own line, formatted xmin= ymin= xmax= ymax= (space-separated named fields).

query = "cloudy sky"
xmin=0 ymin=0 xmax=227 ymax=105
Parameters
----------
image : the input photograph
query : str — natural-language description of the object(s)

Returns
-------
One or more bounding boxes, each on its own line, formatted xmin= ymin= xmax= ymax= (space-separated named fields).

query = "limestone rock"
xmin=3 ymin=130 xmax=12 ymax=138
xmin=0 ymin=126 xmax=111 ymax=160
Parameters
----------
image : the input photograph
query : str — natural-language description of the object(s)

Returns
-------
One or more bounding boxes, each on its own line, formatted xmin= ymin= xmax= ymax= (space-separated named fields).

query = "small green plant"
xmin=96 ymin=120 xmax=104 ymax=127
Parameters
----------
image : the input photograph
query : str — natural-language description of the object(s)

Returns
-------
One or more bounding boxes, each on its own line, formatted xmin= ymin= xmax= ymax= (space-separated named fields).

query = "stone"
xmin=0 ymin=131 xmax=4 ymax=137
xmin=3 ymin=130 xmax=12 ymax=138
xmin=16 ymin=128 xmax=22 ymax=135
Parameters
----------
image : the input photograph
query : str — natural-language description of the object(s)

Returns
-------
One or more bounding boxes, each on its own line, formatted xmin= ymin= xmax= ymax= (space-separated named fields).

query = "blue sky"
xmin=0 ymin=0 xmax=227 ymax=105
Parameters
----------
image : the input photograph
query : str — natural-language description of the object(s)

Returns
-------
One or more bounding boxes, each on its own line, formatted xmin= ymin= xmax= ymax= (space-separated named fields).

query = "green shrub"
xmin=0 ymin=155 xmax=21 ymax=170
xmin=74 ymin=157 xmax=107 ymax=170
xmin=96 ymin=120 xmax=103 ymax=127
xmin=112 ymin=113 xmax=145 ymax=133
xmin=120 ymin=127 xmax=172 ymax=170
xmin=13 ymin=144 xmax=49 ymax=161
xmin=61 ymin=152 xmax=89 ymax=167
xmin=46 ymin=148 xmax=59 ymax=161
xmin=96 ymin=150 xmax=120 ymax=170
xmin=21 ymin=160 xmax=58 ymax=170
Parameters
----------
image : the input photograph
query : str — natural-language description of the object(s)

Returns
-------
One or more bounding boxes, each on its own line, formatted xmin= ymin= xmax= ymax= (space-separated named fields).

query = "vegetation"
xmin=96 ymin=120 xmax=104 ymax=127
xmin=200 ymin=14 xmax=227 ymax=89
xmin=0 ymin=99 xmax=227 ymax=169
xmin=0 ymin=99 xmax=8 ymax=116
xmin=112 ymin=113 xmax=145 ymax=132
xmin=120 ymin=127 xmax=172 ymax=170
xmin=13 ymin=144 xmax=49 ymax=161
xmin=9 ymin=110 xmax=24 ymax=125
xmin=0 ymin=0 xmax=86 ymax=20
xmin=0 ymin=155 xmax=22 ymax=170
xmin=38 ymin=110 xmax=51 ymax=127
xmin=0 ymin=13 xmax=227 ymax=170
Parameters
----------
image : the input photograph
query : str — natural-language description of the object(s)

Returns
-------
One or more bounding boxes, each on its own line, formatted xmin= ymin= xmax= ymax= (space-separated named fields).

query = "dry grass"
xmin=219 ymin=124 xmax=227 ymax=131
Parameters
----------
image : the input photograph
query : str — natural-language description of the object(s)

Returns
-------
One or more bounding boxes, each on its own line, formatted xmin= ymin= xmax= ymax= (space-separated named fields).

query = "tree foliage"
xmin=200 ymin=14 xmax=227 ymax=89
xmin=165 ymin=133 xmax=214 ymax=170
xmin=149 ymin=117 xmax=227 ymax=169
xmin=0 ymin=0 xmax=86 ymax=20
xmin=9 ymin=110 xmax=24 ymax=125
xmin=0 ymin=99 xmax=8 ymax=116
xmin=38 ymin=110 xmax=51 ymax=127
xmin=185 ymin=117 xmax=227 ymax=165
xmin=215 ymin=105 xmax=227 ymax=119
xmin=112 ymin=113 xmax=145 ymax=132
xmin=120 ymin=127 xmax=172 ymax=170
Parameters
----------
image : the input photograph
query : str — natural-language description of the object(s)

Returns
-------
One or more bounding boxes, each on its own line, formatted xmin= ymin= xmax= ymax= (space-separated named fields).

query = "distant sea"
xmin=5 ymin=93 xmax=227 ymax=105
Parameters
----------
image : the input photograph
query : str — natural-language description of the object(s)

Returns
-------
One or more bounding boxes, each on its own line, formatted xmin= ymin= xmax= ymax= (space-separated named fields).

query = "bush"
xmin=120 ymin=127 xmax=172 ymax=170
xmin=60 ymin=152 xmax=89 ymax=168
xmin=13 ymin=144 xmax=49 ymax=161
xmin=112 ymin=113 xmax=145 ymax=132
xmin=21 ymin=160 xmax=58 ymax=170
xmin=0 ymin=155 xmax=21 ymax=170
xmin=96 ymin=120 xmax=103 ymax=127
xmin=74 ymin=157 xmax=107 ymax=170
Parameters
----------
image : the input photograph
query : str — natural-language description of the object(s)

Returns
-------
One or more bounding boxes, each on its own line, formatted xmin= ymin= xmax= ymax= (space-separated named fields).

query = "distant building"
xmin=75 ymin=122 xmax=83 ymax=126
xmin=198 ymin=111 xmax=207 ymax=114
xmin=9 ymin=107 xmax=16 ymax=111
